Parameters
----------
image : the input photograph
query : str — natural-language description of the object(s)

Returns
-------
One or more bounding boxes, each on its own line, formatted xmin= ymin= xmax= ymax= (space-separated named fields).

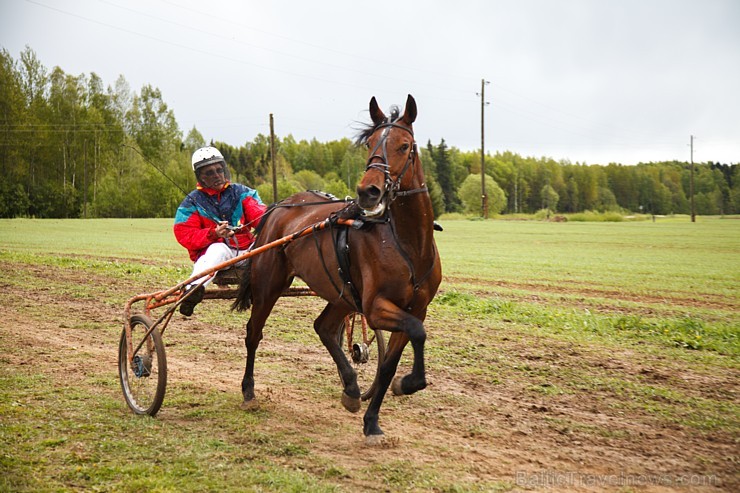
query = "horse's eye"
xmin=399 ymin=143 xmax=410 ymax=153
xmin=364 ymin=142 xmax=371 ymax=149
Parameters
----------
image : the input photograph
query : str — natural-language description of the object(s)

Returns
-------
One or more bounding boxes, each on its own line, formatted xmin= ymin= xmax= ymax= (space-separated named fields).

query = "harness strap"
xmin=312 ymin=225 xmax=346 ymax=303
xmin=334 ymin=226 xmax=364 ymax=312
xmin=309 ymin=221 xmax=363 ymax=312
xmin=395 ymin=186 xmax=428 ymax=197
xmin=387 ymin=210 xmax=438 ymax=294
xmin=415 ymin=241 xmax=439 ymax=289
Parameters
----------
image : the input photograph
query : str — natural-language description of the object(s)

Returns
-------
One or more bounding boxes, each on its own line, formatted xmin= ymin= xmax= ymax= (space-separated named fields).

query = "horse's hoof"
xmin=391 ymin=375 xmax=405 ymax=396
xmin=365 ymin=434 xmax=385 ymax=447
xmin=341 ymin=392 xmax=361 ymax=413
xmin=240 ymin=399 xmax=260 ymax=411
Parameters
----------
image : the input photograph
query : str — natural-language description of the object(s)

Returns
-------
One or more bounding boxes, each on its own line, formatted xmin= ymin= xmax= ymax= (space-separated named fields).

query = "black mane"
xmin=354 ymin=105 xmax=401 ymax=146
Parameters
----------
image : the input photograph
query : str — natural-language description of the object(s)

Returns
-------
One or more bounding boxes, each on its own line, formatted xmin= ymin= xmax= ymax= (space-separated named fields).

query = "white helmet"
xmin=191 ymin=146 xmax=225 ymax=172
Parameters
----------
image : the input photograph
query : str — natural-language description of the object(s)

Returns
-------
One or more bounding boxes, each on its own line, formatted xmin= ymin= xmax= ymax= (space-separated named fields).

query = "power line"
xmin=154 ymin=0 xmax=484 ymax=86
xmin=23 ymin=1 xmax=735 ymax=164
xmin=28 ymin=0 xmax=474 ymax=99
xmin=0 ymin=123 xmax=124 ymax=128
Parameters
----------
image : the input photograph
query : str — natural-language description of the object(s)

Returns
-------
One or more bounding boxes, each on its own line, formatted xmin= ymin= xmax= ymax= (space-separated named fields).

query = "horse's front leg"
xmin=391 ymin=312 xmax=428 ymax=396
xmin=362 ymin=331 xmax=407 ymax=441
xmin=362 ymin=300 xmax=428 ymax=443
xmin=313 ymin=304 xmax=361 ymax=412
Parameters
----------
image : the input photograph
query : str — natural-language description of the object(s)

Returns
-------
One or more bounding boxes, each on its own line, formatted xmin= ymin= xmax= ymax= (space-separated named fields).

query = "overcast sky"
xmin=2 ymin=0 xmax=739 ymax=165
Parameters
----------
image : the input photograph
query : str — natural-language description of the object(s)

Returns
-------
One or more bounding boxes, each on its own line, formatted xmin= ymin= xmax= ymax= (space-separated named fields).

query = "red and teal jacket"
xmin=174 ymin=182 xmax=267 ymax=261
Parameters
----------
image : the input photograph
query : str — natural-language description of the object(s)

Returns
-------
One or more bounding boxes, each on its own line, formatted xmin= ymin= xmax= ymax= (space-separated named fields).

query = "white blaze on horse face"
xmin=362 ymin=127 xmax=396 ymax=217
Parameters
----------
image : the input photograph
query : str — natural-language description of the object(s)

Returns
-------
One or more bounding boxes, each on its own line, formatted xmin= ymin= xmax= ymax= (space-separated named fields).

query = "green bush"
xmin=568 ymin=210 xmax=624 ymax=222
xmin=458 ymin=174 xmax=507 ymax=216
xmin=534 ymin=208 xmax=556 ymax=220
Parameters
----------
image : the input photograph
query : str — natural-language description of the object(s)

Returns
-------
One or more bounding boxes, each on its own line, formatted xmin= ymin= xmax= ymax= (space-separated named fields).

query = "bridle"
xmin=364 ymin=122 xmax=427 ymax=202
xmin=362 ymin=121 xmax=437 ymax=295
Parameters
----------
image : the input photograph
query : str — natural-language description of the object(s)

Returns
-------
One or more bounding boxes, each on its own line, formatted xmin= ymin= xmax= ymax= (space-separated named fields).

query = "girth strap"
xmin=311 ymin=220 xmax=364 ymax=313
xmin=334 ymin=226 xmax=364 ymax=313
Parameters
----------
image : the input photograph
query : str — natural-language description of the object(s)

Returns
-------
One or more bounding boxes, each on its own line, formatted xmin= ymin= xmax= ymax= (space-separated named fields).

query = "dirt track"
xmin=1 ymin=260 xmax=737 ymax=492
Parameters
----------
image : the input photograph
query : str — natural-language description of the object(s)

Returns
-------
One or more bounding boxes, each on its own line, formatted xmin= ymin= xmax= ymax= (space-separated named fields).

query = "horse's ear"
xmin=369 ymin=96 xmax=385 ymax=125
xmin=402 ymin=94 xmax=417 ymax=125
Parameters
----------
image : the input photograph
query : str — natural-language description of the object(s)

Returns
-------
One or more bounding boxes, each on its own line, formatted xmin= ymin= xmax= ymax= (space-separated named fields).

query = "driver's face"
xmin=199 ymin=163 xmax=227 ymax=190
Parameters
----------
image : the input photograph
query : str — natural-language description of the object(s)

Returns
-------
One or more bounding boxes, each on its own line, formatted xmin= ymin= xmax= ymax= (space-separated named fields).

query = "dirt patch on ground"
xmin=447 ymin=275 xmax=736 ymax=312
xmin=1 ymin=262 xmax=736 ymax=492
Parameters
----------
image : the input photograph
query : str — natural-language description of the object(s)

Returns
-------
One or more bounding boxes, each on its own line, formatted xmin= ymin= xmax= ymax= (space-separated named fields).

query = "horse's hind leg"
xmin=313 ymin=304 xmax=360 ymax=412
xmin=241 ymin=290 xmax=284 ymax=410
xmin=241 ymin=304 xmax=268 ymax=409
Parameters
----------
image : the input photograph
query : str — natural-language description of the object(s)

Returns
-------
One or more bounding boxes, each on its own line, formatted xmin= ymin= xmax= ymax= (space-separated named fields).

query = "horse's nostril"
xmin=366 ymin=185 xmax=381 ymax=200
xmin=357 ymin=185 xmax=381 ymax=200
xmin=357 ymin=184 xmax=383 ymax=209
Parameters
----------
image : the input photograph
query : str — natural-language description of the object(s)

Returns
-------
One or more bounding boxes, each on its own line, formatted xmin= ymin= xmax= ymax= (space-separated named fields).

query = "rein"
xmin=271 ymin=190 xmax=353 ymax=209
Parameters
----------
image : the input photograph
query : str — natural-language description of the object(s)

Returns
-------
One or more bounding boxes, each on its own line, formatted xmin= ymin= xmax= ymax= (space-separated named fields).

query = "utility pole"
xmin=477 ymin=79 xmax=490 ymax=218
xmin=83 ymin=140 xmax=87 ymax=219
xmin=690 ymin=135 xmax=695 ymax=223
xmin=270 ymin=114 xmax=278 ymax=203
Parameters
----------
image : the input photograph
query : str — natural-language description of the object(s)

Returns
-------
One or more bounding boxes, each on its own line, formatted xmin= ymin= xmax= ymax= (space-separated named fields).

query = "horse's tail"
xmin=231 ymin=258 xmax=253 ymax=312
xmin=232 ymin=205 xmax=278 ymax=312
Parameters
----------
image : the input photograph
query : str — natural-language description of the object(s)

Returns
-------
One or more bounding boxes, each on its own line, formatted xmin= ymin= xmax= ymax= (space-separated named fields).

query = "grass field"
xmin=0 ymin=216 xmax=738 ymax=492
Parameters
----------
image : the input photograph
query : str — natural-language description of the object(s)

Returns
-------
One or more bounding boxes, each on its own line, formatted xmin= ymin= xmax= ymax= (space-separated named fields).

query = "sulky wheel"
xmin=119 ymin=314 xmax=167 ymax=416
xmin=338 ymin=313 xmax=386 ymax=401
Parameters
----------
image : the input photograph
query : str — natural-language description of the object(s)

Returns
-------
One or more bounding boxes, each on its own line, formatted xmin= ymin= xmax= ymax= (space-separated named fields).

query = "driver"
xmin=174 ymin=146 xmax=267 ymax=316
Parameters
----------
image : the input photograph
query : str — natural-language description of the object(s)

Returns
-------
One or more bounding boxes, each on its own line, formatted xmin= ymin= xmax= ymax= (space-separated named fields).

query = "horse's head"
xmin=355 ymin=95 xmax=419 ymax=217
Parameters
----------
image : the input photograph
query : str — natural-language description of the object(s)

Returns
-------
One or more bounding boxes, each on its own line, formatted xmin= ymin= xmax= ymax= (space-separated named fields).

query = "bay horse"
xmin=233 ymin=94 xmax=441 ymax=444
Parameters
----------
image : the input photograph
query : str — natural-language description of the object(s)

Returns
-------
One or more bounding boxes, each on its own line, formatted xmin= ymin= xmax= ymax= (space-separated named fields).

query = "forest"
xmin=1 ymin=47 xmax=738 ymax=219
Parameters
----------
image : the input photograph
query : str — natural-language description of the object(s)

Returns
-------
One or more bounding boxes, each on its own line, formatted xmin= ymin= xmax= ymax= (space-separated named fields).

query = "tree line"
xmin=1 ymin=47 xmax=738 ymax=219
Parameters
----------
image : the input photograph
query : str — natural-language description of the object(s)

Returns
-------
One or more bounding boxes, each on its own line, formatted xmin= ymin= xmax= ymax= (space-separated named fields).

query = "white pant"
xmin=188 ymin=242 xmax=249 ymax=289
